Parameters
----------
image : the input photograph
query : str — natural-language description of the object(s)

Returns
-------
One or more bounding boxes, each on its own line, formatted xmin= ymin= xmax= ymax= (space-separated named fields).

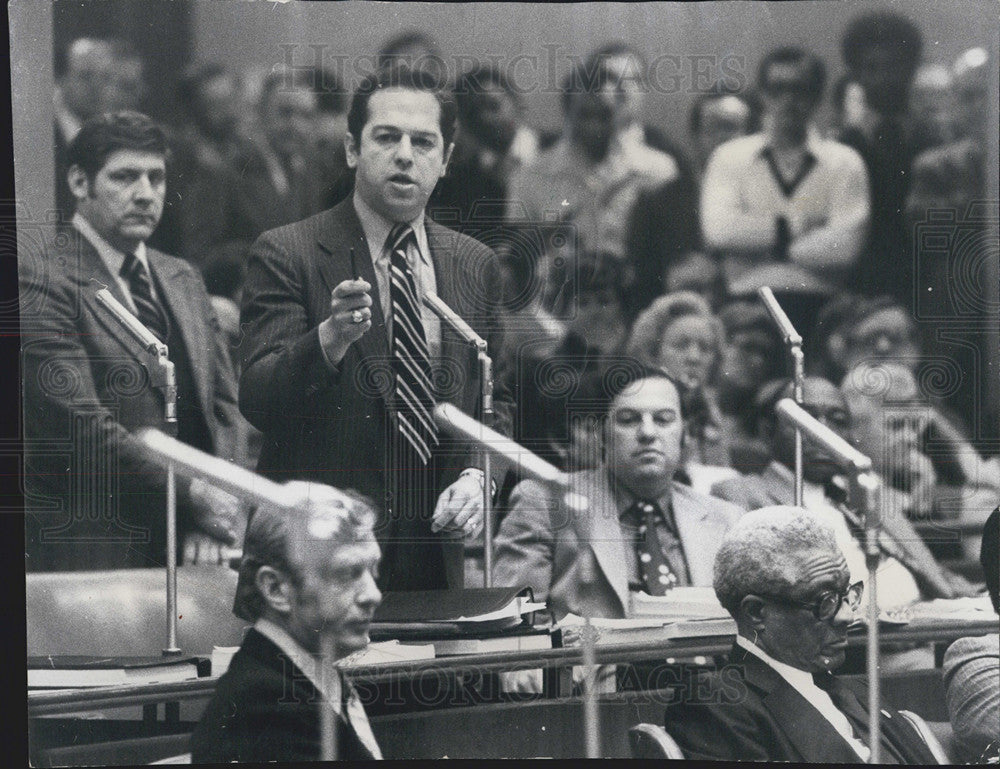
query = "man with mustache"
xmin=663 ymin=507 xmax=938 ymax=762
xmin=21 ymin=111 xmax=245 ymax=571
xmin=191 ymin=482 xmax=383 ymax=762
xmin=239 ymin=64 xmax=511 ymax=591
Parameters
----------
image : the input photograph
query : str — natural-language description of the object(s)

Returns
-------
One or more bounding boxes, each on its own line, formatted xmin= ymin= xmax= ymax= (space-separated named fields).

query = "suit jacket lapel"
xmin=671 ymin=484 xmax=713 ymax=585
xmin=149 ymin=252 xmax=211 ymax=416
xmin=737 ymin=648 xmax=862 ymax=764
xmin=582 ymin=469 xmax=631 ymax=615
xmin=316 ymin=204 xmax=390 ymax=379
xmin=75 ymin=235 xmax=149 ymax=355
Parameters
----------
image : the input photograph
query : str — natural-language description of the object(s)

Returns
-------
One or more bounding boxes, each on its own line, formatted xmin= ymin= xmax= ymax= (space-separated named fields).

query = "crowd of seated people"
xmin=25 ymin=9 xmax=1000 ymax=763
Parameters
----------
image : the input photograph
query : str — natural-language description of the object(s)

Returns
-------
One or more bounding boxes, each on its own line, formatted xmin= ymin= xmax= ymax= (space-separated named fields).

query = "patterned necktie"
xmin=387 ymin=223 xmax=438 ymax=465
xmin=631 ymin=500 xmax=679 ymax=596
xmin=121 ymin=252 xmax=169 ymax=343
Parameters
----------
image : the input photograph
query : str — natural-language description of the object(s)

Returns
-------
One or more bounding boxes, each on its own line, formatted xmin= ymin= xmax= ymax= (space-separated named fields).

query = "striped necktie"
xmin=121 ymin=252 xmax=170 ymax=343
xmin=387 ymin=223 xmax=438 ymax=465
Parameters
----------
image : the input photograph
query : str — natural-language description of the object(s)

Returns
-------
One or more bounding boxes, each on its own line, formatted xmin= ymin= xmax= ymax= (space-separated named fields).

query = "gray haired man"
xmin=663 ymin=506 xmax=938 ymax=763
xmin=192 ymin=482 xmax=383 ymax=762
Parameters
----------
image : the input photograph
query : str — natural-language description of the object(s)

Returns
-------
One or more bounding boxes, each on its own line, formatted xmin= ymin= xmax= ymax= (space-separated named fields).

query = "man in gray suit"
xmin=494 ymin=365 xmax=744 ymax=620
xmin=21 ymin=111 xmax=244 ymax=571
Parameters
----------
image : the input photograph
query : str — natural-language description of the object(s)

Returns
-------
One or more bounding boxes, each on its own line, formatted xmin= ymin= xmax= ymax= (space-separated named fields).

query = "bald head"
xmin=61 ymin=37 xmax=144 ymax=119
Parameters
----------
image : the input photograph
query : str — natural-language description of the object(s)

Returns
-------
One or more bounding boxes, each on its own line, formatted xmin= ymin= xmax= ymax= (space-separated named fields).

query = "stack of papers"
xmin=630 ymin=587 xmax=730 ymax=620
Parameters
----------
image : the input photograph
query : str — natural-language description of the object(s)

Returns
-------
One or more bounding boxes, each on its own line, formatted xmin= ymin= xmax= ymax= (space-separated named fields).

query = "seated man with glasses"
xmin=663 ymin=507 xmax=938 ymax=763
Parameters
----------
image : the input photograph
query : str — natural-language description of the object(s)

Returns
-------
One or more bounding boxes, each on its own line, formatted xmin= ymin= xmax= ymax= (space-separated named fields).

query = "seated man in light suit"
xmin=191 ymin=482 xmax=383 ymax=762
xmin=664 ymin=507 xmax=938 ymax=763
xmin=494 ymin=364 xmax=744 ymax=622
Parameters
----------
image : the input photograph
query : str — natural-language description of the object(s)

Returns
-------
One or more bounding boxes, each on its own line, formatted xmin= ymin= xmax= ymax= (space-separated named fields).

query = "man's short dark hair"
xmin=347 ymin=63 xmax=457 ymax=148
xmin=560 ymin=58 xmax=619 ymax=115
xmin=571 ymin=361 xmax=687 ymax=421
xmin=66 ymin=110 xmax=168 ymax=181
xmin=757 ymin=46 xmax=826 ymax=101
xmin=177 ymin=62 xmax=229 ymax=109
xmin=841 ymin=11 xmax=922 ymax=76
xmin=313 ymin=67 xmax=347 ymax=114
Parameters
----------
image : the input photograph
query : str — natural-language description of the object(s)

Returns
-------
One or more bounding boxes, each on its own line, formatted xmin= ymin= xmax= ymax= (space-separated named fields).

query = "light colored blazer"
xmin=493 ymin=468 xmax=745 ymax=620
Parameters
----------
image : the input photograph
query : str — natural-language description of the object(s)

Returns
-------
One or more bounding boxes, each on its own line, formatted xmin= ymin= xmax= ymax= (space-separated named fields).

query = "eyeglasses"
xmin=759 ymin=581 xmax=865 ymax=620
xmin=764 ymin=80 xmax=815 ymax=98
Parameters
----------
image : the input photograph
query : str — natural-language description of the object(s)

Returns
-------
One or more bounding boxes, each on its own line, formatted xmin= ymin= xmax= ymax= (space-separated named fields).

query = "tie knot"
xmin=387 ymin=224 xmax=415 ymax=255
xmin=120 ymin=251 xmax=143 ymax=278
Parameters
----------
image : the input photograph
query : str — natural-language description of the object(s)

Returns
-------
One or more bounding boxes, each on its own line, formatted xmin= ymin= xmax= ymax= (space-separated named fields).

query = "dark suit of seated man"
xmin=191 ymin=482 xmax=383 ymax=762
xmin=663 ymin=506 xmax=937 ymax=763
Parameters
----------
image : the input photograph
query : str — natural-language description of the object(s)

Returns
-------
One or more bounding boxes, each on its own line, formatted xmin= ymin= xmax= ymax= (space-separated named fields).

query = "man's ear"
xmin=254 ymin=566 xmax=294 ymax=615
xmin=66 ymin=164 xmax=90 ymax=203
xmin=344 ymin=132 xmax=359 ymax=170
xmin=441 ymin=141 xmax=455 ymax=174
xmin=739 ymin=594 xmax=768 ymax=630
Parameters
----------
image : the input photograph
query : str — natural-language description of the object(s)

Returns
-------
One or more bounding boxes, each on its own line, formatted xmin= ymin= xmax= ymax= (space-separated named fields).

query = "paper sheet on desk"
xmin=454 ymin=600 xmax=547 ymax=623
xmin=339 ymin=640 xmax=436 ymax=666
xmin=630 ymin=587 xmax=730 ymax=619
xmin=908 ymin=594 xmax=996 ymax=622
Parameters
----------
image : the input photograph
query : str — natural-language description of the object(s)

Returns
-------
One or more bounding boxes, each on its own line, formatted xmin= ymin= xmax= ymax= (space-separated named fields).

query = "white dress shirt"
xmin=254 ymin=618 xmax=383 ymax=759
xmin=352 ymin=191 xmax=441 ymax=359
xmin=73 ymin=212 xmax=156 ymax=315
xmin=736 ymin=634 xmax=871 ymax=762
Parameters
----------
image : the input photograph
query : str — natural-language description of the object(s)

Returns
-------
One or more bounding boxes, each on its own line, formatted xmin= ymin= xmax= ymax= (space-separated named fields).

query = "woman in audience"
xmin=626 ymin=291 xmax=731 ymax=474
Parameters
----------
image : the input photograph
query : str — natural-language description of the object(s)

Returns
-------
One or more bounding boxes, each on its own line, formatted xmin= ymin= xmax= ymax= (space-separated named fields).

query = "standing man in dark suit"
xmin=21 ymin=111 xmax=245 ymax=571
xmin=191 ymin=481 xmax=383 ymax=763
xmin=664 ymin=506 xmax=938 ymax=763
xmin=239 ymin=65 xmax=510 ymax=591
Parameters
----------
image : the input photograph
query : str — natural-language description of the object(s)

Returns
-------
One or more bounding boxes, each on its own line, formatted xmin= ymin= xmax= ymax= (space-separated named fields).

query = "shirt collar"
xmin=352 ymin=191 xmax=430 ymax=268
xmin=608 ymin=468 xmax=674 ymax=523
xmin=73 ymin=212 xmax=148 ymax=277
xmin=254 ymin=618 xmax=344 ymax=714
xmin=736 ymin=633 xmax=815 ymax=690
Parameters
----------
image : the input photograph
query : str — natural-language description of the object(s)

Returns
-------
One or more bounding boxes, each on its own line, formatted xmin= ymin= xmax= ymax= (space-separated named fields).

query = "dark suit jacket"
xmin=190 ymin=628 xmax=378 ymax=763
xmin=20 ymin=227 xmax=242 ymax=570
xmin=494 ymin=469 xmax=744 ymax=620
xmin=664 ymin=644 xmax=937 ymax=763
xmin=238 ymin=199 xmax=512 ymax=589
xmin=711 ymin=462 xmax=957 ymax=599
xmin=180 ymin=141 xmax=326 ymax=267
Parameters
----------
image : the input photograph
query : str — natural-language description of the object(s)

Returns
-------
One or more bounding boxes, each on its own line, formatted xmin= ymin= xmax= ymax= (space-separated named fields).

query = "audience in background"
xmin=689 ymin=91 xmax=761 ymax=172
xmin=509 ymin=254 xmax=629 ymax=471
xmin=182 ymin=66 xmax=325 ymax=272
xmin=711 ymin=377 xmax=978 ymax=615
xmin=943 ymin=508 xmax=1000 ymax=763
xmin=376 ymin=30 xmax=444 ymax=78
xmin=716 ymin=300 xmax=788 ymax=473
xmin=626 ymin=292 xmax=730 ymax=473
xmin=701 ymin=45 xmax=869 ymax=340
xmin=54 ymin=37 xmax=145 ymax=219
xmin=837 ymin=11 xmax=923 ymax=306
xmin=311 ymin=66 xmax=352 ymax=209
xmin=431 ymin=62 xmax=538 ymax=229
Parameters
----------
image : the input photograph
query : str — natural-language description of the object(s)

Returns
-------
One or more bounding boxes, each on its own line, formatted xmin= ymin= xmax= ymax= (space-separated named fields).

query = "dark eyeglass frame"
xmin=763 ymin=80 xmax=817 ymax=98
xmin=757 ymin=580 xmax=864 ymax=620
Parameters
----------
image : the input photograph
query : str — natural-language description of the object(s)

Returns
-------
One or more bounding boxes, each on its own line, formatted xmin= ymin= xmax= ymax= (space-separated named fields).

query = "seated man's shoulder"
xmin=710 ymin=471 xmax=769 ymax=505
xmin=944 ymin=633 xmax=1000 ymax=671
xmin=814 ymin=135 xmax=867 ymax=170
xmin=672 ymin=479 xmax=746 ymax=521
